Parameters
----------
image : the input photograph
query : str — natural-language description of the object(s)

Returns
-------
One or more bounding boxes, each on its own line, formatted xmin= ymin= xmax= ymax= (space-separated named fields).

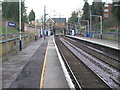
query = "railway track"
xmin=55 ymin=35 xmax=120 ymax=90
xmin=65 ymin=36 xmax=120 ymax=71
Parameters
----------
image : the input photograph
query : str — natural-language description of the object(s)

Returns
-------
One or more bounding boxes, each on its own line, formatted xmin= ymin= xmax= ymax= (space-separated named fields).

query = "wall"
xmin=0 ymin=33 xmax=36 ymax=60
xmin=55 ymin=22 xmax=66 ymax=29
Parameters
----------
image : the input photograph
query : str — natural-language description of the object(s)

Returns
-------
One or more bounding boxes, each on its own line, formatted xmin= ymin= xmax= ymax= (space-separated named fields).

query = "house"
xmin=24 ymin=21 xmax=41 ymax=36
xmin=104 ymin=3 xmax=112 ymax=17
xmin=45 ymin=18 xmax=66 ymax=35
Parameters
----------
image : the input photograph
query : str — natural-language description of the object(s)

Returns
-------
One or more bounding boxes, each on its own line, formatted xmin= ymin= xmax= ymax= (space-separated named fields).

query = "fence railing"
xmin=74 ymin=31 xmax=120 ymax=41
xmin=0 ymin=32 xmax=36 ymax=60
xmin=0 ymin=32 xmax=28 ymax=41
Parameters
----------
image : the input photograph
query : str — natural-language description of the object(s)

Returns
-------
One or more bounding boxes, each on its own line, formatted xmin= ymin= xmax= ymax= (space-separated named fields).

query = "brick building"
xmin=45 ymin=18 xmax=66 ymax=30
xmin=45 ymin=18 xmax=66 ymax=35
xmin=104 ymin=4 xmax=112 ymax=17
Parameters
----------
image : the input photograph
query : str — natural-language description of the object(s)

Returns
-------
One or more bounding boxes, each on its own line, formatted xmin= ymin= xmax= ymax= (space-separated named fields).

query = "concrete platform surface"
xmin=67 ymin=35 xmax=119 ymax=50
xmin=2 ymin=37 xmax=49 ymax=88
xmin=43 ymin=36 xmax=69 ymax=88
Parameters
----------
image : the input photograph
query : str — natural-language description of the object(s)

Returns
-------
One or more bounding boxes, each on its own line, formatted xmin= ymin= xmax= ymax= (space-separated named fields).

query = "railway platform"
xmin=67 ymin=35 xmax=119 ymax=50
xmin=2 ymin=36 xmax=73 ymax=89
xmin=41 ymin=36 xmax=73 ymax=88
xmin=2 ymin=37 xmax=49 ymax=88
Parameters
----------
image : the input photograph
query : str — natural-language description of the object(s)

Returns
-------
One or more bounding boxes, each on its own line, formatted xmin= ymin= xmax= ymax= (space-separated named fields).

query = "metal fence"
xmin=74 ymin=31 xmax=120 ymax=42
xmin=0 ymin=32 xmax=36 ymax=60
xmin=93 ymin=32 xmax=120 ymax=41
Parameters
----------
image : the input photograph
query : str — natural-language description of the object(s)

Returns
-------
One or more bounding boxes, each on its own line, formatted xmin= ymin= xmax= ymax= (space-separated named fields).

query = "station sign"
xmin=6 ymin=22 xmax=16 ymax=27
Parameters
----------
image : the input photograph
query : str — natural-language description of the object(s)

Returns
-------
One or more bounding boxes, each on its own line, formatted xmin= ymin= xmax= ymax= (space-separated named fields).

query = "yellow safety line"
xmin=40 ymin=38 xmax=50 ymax=90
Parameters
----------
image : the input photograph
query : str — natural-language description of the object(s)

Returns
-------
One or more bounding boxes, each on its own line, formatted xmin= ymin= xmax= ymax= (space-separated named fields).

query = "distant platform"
xmin=66 ymin=35 xmax=119 ymax=50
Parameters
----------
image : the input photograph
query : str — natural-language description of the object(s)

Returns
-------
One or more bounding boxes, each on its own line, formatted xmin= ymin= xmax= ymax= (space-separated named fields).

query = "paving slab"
xmin=43 ymin=36 xmax=69 ymax=88
xmin=2 ymin=37 xmax=49 ymax=88
xmin=10 ymin=38 xmax=49 ymax=88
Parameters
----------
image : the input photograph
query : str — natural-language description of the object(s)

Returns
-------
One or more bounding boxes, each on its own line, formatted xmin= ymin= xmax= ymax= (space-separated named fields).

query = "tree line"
xmin=2 ymin=1 xmax=36 ymax=30
xmin=68 ymin=0 xmax=120 ymax=24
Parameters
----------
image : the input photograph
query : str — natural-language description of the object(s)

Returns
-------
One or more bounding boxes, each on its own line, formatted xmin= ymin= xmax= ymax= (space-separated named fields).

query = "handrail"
xmin=0 ymin=35 xmax=28 ymax=44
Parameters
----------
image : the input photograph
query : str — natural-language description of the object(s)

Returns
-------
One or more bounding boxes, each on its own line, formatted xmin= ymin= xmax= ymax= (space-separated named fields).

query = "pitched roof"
xmin=51 ymin=18 xmax=66 ymax=23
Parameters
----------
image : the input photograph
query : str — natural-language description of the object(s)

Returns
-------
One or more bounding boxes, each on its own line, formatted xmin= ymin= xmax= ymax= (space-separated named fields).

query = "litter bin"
xmin=35 ymin=35 xmax=37 ymax=41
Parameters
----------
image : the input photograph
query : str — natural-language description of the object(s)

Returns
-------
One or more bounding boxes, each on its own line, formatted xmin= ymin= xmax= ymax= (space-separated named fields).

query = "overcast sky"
xmin=25 ymin=0 xmax=112 ymax=19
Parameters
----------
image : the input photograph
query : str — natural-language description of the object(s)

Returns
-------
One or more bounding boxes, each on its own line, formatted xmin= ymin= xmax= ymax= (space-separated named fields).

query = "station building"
xmin=45 ymin=18 xmax=66 ymax=35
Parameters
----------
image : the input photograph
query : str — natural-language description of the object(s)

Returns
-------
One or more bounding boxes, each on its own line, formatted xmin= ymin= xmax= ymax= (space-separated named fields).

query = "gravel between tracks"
xmin=65 ymin=37 xmax=120 ymax=71
xmin=55 ymin=36 xmax=111 ymax=89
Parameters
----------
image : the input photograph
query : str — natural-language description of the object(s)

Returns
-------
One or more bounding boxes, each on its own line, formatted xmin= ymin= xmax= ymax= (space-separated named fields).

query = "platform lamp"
xmin=114 ymin=3 xmax=120 ymax=32
xmin=19 ymin=0 xmax=22 ymax=51
xmin=90 ymin=10 xmax=103 ymax=39
xmin=91 ymin=15 xmax=102 ymax=39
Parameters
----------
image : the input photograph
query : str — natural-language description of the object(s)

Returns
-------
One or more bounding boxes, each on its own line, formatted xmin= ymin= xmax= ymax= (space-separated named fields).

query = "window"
xmin=104 ymin=9 xmax=109 ymax=12
xmin=105 ymin=4 xmax=109 ymax=7
xmin=104 ymin=14 xmax=109 ymax=17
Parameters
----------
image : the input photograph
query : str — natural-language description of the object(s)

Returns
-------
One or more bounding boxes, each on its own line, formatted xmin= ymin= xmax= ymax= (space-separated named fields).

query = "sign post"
xmin=19 ymin=0 xmax=22 ymax=51
xmin=5 ymin=22 xmax=16 ymax=60
xmin=5 ymin=22 xmax=8 ymax=60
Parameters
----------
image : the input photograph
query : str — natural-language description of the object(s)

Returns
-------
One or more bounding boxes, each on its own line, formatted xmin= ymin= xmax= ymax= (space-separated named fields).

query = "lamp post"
xmin=43 ymin=6 xmax=48 ymax=39
xmin=100 ymin=16 xmax=102 ymax=39
xmin=43 ymin=6 xmax=46 ymax=39
xmin=19 ymin=0 xmax=22 ymax=51
xmin=90 ymin=10 xmax=92 ymax=38
xmin=90 ymin=14 xmax=103 ymax=39
xmin=79 ymin=20 xmax=89 ymax=37
xmin=114 ymin=3 xmax=120 ymax=32
xmin=35 ymin=19 xmax=37 ymax=41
